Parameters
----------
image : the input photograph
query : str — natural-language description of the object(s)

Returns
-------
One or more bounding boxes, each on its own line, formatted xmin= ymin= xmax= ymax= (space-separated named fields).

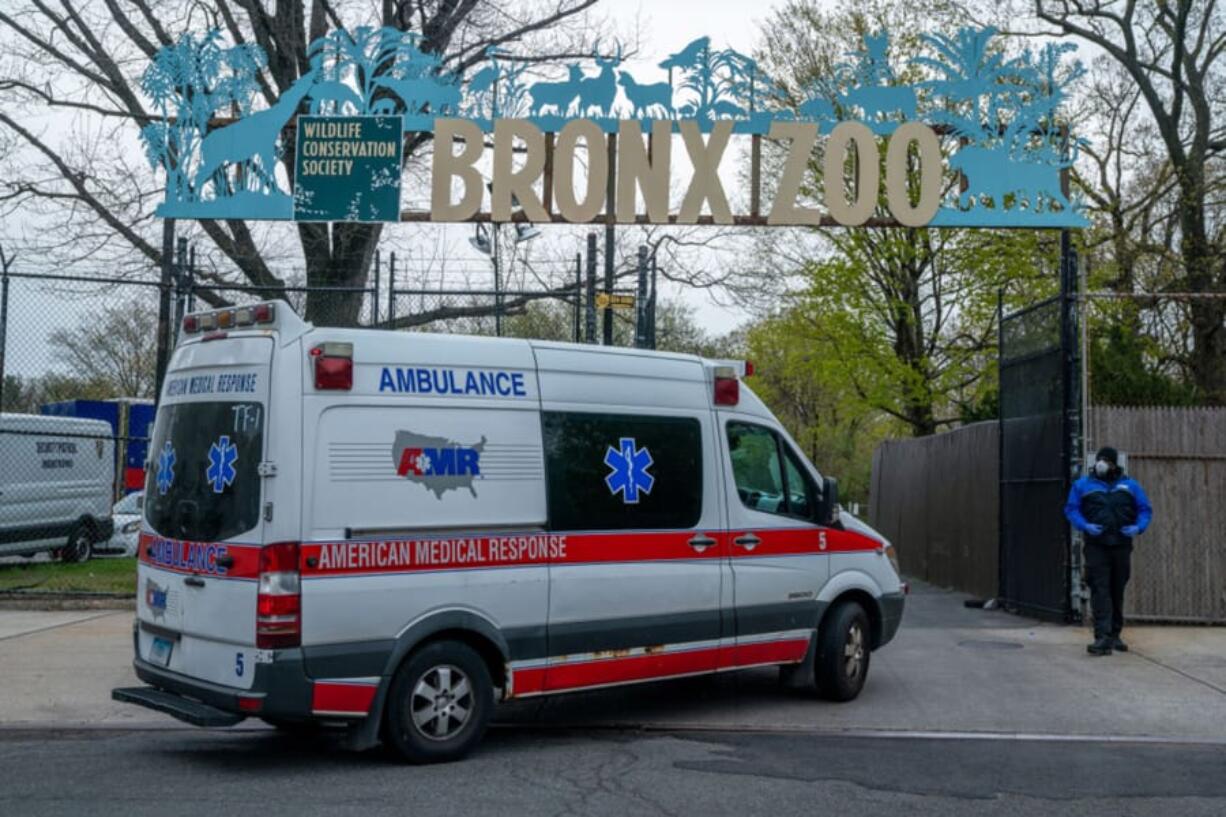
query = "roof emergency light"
xmin=182 ymin=302 xmax=277 ymax=335
xmin=714 ymin=365 xmax=739 ymax=406
xmin=311 ymin=342 xmax=354 ymax=390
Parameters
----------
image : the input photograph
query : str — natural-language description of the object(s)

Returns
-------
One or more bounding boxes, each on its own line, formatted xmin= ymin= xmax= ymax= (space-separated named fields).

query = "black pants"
xmin=1084 ymin=543 xmax=1132 ymax=639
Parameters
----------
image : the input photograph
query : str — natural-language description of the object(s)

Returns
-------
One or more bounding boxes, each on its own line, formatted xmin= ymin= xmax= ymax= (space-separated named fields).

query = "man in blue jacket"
xmin=1064 ymin=446 xmax=1153 ymax=656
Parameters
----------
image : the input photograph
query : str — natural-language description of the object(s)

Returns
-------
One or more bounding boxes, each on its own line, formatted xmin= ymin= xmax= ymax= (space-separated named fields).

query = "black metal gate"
xmin=998 ymin=291 xmax=1076 ymax=621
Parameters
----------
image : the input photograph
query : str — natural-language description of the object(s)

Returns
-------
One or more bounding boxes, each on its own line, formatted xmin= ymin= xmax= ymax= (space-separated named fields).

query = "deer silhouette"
xmin=527 ymin=64 xmax=583 ymax=116
xmin=617 ymin=71 xmax=673 ymax=118
xmin=193 ymin=68 xmax=319 ymax=197
xmin=577 ymin=41 xmax=622 ymax=117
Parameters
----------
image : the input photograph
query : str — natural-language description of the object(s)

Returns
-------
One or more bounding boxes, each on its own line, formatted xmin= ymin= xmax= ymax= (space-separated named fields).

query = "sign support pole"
xmin=155 ymin=219 xmax=175 ymax=403
xmin=603 ymin=134 xmax=616 ymax=346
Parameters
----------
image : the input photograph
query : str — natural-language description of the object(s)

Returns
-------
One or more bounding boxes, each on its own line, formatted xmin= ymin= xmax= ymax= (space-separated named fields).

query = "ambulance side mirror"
xmin=817 ymin=476 xmax=838 ymax=526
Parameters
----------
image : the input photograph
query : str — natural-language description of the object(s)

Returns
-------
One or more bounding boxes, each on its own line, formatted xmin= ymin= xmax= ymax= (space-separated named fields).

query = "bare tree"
xmin=1032 ymin=1 xmax=1226 ymax=403
xmin=48 ymin=299 xmax=159 ymax=397
xmin=0 ymin=0 xmax=604 ymax=326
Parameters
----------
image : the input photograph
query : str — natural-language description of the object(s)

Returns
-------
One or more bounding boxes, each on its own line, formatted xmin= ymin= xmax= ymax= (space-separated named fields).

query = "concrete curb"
xmin=0 ymin=592 xmax=135 ymax=611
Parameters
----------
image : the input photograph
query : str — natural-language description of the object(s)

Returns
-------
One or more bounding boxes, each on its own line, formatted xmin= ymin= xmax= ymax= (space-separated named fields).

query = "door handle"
xmin=734 ymin=534 xmax=761 ymax=551
xmin=688 ymin=534 xmax=717 ymax=553
xmin=184 ymin=576 xmax=206 ymax=588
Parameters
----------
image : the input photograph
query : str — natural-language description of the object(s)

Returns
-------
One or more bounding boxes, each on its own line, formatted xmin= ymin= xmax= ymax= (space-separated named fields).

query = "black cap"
xmin=1096 ymin=446 xmax=1119 ymax=465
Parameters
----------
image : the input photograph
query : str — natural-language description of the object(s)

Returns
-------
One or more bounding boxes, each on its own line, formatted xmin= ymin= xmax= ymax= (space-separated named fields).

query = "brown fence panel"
xmin=869 ymin=422 xmax=999 ymax=599
xmin=1086 ymin=407 xmax=1226 ymax=623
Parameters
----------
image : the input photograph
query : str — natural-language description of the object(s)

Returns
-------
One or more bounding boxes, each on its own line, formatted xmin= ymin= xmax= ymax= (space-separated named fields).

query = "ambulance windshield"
xmin=144 ymin=401 xmax=264 ymax=542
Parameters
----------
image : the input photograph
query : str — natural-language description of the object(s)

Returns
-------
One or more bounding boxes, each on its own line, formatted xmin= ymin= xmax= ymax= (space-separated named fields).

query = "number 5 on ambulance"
xmin=114 ymin=302 xmax=905 ymax=763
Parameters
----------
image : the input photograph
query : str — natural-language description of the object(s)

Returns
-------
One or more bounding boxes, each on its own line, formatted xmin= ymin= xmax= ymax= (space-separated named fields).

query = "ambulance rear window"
xmin=144 ymin=401 xmax=263 ymax=542
xmin=542 ymin=411 xmax=702 ymax=531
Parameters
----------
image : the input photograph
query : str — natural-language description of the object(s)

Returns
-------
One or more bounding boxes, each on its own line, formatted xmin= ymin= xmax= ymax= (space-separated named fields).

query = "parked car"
xmin=101 ymin=491 xmax=143 ymax=557
xmin=0 ymin=413 xmax=115 ymax=562
xmin=114 ymin=301 xmax=906 ymax=764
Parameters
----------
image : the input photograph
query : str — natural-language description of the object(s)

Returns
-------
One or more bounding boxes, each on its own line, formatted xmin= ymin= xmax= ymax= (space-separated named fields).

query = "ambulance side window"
xmin=542 ymin=411 xmax=703 ymax=531
xmin=727 ymin=422 xmax=815 ymax=521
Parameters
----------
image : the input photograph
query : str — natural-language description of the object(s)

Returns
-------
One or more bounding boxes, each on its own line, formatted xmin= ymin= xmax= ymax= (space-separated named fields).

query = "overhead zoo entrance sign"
xmin=143 ymin=26 xmax=1088 ymax=229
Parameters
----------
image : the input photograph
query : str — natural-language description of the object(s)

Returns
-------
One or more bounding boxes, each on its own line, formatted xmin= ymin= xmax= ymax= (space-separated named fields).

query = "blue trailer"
xmin=40 ymin=399 xmax=155 ymax=497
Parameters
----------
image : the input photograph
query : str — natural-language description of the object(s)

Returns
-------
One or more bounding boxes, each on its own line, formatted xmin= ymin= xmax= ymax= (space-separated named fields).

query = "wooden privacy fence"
xmin=869 ymin=422 xmax=999 ymax=600
xmin=1086 ymin=407 xmax=1226 ymax=623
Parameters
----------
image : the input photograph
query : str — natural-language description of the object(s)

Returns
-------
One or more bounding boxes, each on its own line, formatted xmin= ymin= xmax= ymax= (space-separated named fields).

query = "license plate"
xmin=149 ymin=636 xmax=173 ymax=667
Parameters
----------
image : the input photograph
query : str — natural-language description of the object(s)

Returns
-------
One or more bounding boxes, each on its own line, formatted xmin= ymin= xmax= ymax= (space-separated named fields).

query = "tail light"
xmin=713 ymin=365 xmax=739 ymax=406
xmin=311 ymin=342 xmax=354 ymax=390
xmin=257 ymin=542 xmax=300 ymax=649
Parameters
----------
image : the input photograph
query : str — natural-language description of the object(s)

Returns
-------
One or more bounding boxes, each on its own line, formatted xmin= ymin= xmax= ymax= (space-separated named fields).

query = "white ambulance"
xmin=114 ymin=301 xmax=905 ymax=763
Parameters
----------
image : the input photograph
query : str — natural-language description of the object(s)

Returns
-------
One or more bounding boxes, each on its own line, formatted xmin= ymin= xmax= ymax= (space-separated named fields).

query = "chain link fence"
xmin=0 ymin=257 xmax=381 ymax=559
xmin=0 ymin=238 xmax=659 ymax=560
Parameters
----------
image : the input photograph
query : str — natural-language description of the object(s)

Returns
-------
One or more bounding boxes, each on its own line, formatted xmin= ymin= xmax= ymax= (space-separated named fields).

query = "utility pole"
xmin=493 ymin=224 xmax=502 ymax=337
xmin=585 ymin=232 xmax=598 ymax=344
xmin=634 ymin=245 xmax=649 ymax=349
xmin=573 ymin=253 xmax=582 ymax=343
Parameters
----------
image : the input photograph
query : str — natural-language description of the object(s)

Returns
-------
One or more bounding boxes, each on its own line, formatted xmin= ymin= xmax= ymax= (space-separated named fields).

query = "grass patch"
xmin=0 ymin=558 xmax=137 ymax=594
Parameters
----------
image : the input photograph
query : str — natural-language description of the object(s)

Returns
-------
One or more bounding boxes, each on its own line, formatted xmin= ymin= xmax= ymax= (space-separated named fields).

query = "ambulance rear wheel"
xmin=385 ymin=640 xmax=492 ymax=764
xmin=815 ymin=600 xmax=870 ymax=702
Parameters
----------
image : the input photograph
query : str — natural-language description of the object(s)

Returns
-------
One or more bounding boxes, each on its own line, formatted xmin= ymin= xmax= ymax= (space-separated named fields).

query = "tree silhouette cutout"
xmin=140 ymin=30 xmax=265 ymax=205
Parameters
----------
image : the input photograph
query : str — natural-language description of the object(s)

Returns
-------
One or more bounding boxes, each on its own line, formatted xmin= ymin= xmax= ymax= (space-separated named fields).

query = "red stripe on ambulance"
xmin=299 ymin=528 xmax=879 ymax=577
xmin=311 ymin=681 xmax=378 ymax=716
xmin=510 ymin=637 xmax=810 ymax=696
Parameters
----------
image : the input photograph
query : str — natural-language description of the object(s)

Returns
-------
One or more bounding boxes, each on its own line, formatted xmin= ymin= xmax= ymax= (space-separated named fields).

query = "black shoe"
xmin=1111 ymin=637 xmax=1128 ymax=652
xmin=1087 ymin=637 xmax=1113 ymax=656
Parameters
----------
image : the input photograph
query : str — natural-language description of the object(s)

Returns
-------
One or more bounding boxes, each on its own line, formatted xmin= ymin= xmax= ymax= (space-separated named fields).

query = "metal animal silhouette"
xmin=950 ymin=144 xmax=1075 ymax=212
xmin=577 ymin=41 xmax=622 ymax=117
xmin=194 ymin=68 xmax=319 ymax=195
xmin=840 ymin=85 xmax=916 ymax=122
xmin=373 ymin=76 xmax=461 ymax=116
xmin=527 ymin=64 xmax=583 ymax=116
xmin=798 ymin=95 xmax=836 ymax=123
xmin=616 ymin=71 xmax=673 ymax=118
xmin=711 ymin=99 xmax=747 ymax=118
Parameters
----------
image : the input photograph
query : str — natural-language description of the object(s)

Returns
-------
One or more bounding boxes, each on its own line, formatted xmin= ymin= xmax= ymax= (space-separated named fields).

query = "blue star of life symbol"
xmin=206 ymin=435 xmax=239 ymax=494
xmin=155 ymin=441 xmax=176 ymax=496
xmin=603 ymin=437 xmax=655 ymax=504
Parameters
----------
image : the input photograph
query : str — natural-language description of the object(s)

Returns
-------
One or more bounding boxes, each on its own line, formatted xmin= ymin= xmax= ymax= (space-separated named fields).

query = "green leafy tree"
xmin=754 ymin=0 xmax=1058 ymax=437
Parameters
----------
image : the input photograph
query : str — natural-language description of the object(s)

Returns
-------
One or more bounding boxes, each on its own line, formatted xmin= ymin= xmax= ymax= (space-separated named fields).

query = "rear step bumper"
xmin=112 ymin=686 xmax=245 ymax=727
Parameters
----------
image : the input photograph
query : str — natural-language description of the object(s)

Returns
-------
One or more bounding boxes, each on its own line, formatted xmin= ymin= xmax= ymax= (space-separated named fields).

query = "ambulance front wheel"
xmin=384 ymin=640 xmax=493 ymax=764
xmin=815 ymin=600 xmax=870 ymax=702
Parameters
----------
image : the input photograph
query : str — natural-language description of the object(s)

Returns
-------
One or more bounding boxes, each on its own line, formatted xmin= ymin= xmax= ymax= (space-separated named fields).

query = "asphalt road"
xmin=2 ymin=724 xmax=1224 ymax=817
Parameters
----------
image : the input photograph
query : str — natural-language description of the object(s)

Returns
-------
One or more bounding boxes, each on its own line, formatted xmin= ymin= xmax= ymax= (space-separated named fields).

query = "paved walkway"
xmin=2 ymin=581 xmax=1224 ymax=739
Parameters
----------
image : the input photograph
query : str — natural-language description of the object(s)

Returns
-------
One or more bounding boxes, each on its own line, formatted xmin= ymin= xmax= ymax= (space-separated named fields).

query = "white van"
xmin=0 ymin=413 xmax=115 ymax=561
xmin=114 ymin=302 xmax=905 ymax=763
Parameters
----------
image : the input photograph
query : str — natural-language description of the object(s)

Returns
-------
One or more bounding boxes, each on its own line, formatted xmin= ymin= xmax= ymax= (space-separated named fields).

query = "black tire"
xmin=60 ymin=523 xmax=94 ymax=564
xmin=384 ymin=640 xmax=492 ymax=764
xmin=815 ymin=600 xmax=871 ymax=702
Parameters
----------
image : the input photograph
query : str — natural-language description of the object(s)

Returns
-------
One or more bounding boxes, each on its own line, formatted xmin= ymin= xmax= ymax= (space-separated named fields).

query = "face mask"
xmin=1094 ymin=460 xmax=1111 ymax=477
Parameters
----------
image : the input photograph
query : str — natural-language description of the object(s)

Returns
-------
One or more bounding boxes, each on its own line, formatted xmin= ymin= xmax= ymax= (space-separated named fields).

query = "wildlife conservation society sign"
xmin=144 ymin=26 xmax=1088 ymax=230
xmin=293 ymin=116 xmax=403 ymax=222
